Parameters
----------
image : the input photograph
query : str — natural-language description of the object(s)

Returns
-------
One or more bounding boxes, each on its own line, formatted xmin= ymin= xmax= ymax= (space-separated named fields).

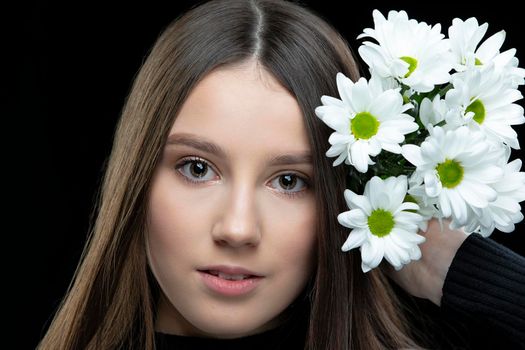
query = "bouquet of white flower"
xmin=315 ymin=10 xmax=525 ymax=272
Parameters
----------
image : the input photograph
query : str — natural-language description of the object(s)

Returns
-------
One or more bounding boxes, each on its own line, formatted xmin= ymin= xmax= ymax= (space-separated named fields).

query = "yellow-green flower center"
xmin=351 ymin=112 xmax=380 ymax=139
xmin=475 ymin=57 xmax=483 ymax=65
xmin=400 ymin=56 xmax=418 ymax=78
xmin=466 ymin=99 xmax=486 ymax=124
xmin=436 ymin=159 xmax=464 ymax=188
xmin=368 ymin=209 xmax=395 ymax=237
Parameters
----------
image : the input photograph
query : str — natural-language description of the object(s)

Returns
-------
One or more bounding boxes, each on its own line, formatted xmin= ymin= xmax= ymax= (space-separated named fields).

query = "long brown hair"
xmin=39 ymin=0 xmax=421 ymax=348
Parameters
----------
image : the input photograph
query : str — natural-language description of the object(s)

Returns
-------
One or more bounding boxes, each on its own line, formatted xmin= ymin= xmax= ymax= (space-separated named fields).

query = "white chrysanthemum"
xmin=358 ymin=9 xmax=454 ymax=93
xmin=402 ymin=126 xmax=504 ymax=227
xmin=445 ymin=66 xmax=525 ymax=148
xmin=448 ymin=17 xmax=525 ymax=86
xmin=338 ymin=176 xmax=426 ymax=272
xmin=315 ymin=73 xmax=417 ymax=173
xmin=462 ymin=146 xmax=525 ymax=236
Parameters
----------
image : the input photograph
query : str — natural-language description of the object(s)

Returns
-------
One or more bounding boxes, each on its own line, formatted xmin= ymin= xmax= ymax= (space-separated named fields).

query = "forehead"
xmin=169 ymin=63 xmax=310 ymax=155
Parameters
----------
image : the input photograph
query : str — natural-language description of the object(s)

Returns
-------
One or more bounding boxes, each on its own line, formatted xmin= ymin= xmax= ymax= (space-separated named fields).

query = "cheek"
xmin=148 ymin=188 xmax=190 ymax=252
xmin=265 ymin=195 xmax=317 ymax=275
xmin=146 ymin=172 xmax=206 ymax=278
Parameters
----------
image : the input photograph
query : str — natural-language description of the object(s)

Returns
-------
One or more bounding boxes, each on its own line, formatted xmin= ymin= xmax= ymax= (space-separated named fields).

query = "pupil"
xmin=280 ymin=175 xmax=296 ymax=190
xmin=191 ymin=161 xmax=207 ymax=177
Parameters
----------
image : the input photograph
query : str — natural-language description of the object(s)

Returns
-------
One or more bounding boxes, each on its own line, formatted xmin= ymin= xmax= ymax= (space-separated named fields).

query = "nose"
xmin=212 ymin=183 xmax=262 ymax=248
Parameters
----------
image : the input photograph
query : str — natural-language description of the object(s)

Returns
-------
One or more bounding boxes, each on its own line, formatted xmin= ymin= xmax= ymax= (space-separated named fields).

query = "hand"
xmin=386 ymin=219 xmax=468 ymax=306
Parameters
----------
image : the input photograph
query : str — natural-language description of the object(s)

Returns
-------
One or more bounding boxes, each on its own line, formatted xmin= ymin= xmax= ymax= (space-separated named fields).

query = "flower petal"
xmin=351 ymin=78 xmax=373 ymax=112
xmin=351 ymin=140 xmax=370 ymax=173
xmin=341 ymin=229 xmax=367 ymax=252
xmin=336 ymin=73 xmax=355 ymax=108
xmin=318 ymin=107 xmax=350 ymax=133
xmin=457 ymin=181 xmax=497 ymax=208
xmin=344 ymin=189 xmax=372 ymax=215
xmin=447 ymin=189 xmax=468 ymax=225
xmin=383 ymin=238 xmax=403 ymax=269
xmin=396 ymin=202 xmax=419 ymax=213
xmin=477 ymin=30 xmax=505 ymax=62
xmin=402 ymin=145 xmax=424 ymax=166
xmin=338 ymin=209 xmax=368 ymax=228
xmin=361 ymin=237 xmax=385 ymax=269
xmin=424 ymin=172 xmax=442 ymax=197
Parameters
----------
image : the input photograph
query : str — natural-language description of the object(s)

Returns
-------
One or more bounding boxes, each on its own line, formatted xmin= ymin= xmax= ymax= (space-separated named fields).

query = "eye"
xmin=269 ymin=173 xmax=309 ymax=198
xmin=175 ymin=157 xmax=219 ymax=183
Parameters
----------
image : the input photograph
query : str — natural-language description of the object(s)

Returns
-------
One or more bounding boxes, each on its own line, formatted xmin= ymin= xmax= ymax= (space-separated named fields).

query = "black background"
xmin=20 ymin=1 xmax=524 ymax=348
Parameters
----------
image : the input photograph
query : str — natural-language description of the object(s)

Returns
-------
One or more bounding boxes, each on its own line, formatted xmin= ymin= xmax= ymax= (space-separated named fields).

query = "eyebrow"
xmin=166 ymin=133 xmax=313 ymax=166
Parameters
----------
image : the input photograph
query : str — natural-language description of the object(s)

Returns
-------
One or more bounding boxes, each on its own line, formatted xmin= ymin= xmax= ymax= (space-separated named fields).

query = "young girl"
xmin=38 ymin=0 xmax=525 ymax=349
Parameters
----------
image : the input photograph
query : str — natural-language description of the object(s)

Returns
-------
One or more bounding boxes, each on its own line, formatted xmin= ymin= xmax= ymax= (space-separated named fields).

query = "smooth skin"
xmin=146 ymin=60 xmax=317 ymax=339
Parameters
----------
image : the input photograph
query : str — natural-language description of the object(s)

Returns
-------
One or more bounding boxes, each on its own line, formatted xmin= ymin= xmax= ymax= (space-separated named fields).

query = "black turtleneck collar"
xmin=154 ymin=304 xmax=309 ymax=350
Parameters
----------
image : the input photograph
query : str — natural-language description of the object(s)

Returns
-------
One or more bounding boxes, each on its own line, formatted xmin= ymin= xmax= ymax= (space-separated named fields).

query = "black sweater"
xmin=155 ymin=311 xmax=308 ymax=349
xmin=155 ymin=233 xmax=525 ymax=349
xmin=441 ymin=233 xmax=525 ymax=349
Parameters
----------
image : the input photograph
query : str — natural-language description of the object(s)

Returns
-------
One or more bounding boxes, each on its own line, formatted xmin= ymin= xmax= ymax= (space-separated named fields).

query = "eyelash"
xmin=174 ymin=156 xmax=311 ymax=199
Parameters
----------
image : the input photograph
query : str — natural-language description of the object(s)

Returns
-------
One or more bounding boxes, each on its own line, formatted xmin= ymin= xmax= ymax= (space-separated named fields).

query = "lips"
xmin=207 ymin=270 xmax=252 ymax=280
xmin=197 ymin=265 xmax=263 ymax=279
xmin=197 ymin=266 xmax=264 ymax=296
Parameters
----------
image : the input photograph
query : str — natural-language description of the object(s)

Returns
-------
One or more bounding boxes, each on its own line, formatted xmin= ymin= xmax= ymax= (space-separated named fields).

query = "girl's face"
xmin=146 ymin=60 xmax=317 ymax=338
